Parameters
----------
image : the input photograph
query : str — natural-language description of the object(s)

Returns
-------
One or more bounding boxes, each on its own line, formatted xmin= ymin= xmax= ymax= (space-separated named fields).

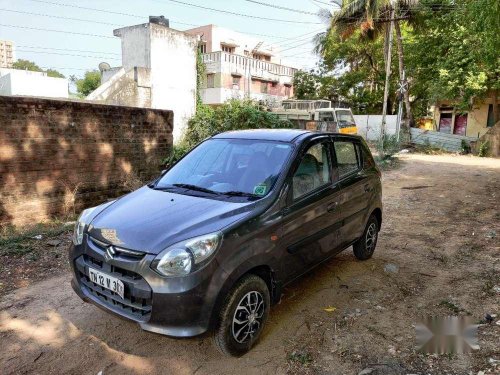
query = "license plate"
xmin=88 ymin=267 xmax=124 ymax=299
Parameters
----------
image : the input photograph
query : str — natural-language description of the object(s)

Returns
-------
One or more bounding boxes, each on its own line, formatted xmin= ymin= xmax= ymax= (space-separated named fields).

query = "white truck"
xmin=271 ymin=100 xmax=358 ymax=134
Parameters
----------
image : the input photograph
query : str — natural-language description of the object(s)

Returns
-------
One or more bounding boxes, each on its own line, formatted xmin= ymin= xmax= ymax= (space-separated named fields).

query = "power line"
xmin=243 ymin=0 xmax=318 ymax=15
xmin=16 ymin=49 xmax=121 ymax=60
xmin=17 ymin=45 xmax=120 ymax=56
xmin=26 ymin=0 xmax=198 ymax=26
xmin=0 ymin=23 xmax=116 ymax=39
xmin=279 ymin=39 xmax=315 ymax=53
xmin=23 ymin=0 xmax=309 ymax=40
xmin=0 ymin=8 xmax=125 ymax=27
xmin=278 ymin=31 xmax=321 ymax=48
xmin=158 ymin=0 xmax=322 ymax=24
xmin=312 ymin=0 xmax=339 ymax=7
xmin=40 ymin=66 xmax=92 ymax=71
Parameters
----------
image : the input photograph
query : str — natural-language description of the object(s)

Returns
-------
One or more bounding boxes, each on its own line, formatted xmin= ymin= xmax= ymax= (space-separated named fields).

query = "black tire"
xmin=353 ymin=214 xmax=379 ymax=260
xmin=213 ymin=275 xmax=270 ymax=356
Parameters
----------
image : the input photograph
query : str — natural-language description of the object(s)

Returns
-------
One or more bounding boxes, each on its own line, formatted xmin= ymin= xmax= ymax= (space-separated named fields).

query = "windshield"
xmin=156 ymin=139 xmax=293 ymax=198
xmin=318 ymin=111 xmax=336 ymax=121
xmin=335 ymin=110 xmax=356 ymax=127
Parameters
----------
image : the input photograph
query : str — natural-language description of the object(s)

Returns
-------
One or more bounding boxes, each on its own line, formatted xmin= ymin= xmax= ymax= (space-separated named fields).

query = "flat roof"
xmin=212 ymin=129 xmax=311 ymax=142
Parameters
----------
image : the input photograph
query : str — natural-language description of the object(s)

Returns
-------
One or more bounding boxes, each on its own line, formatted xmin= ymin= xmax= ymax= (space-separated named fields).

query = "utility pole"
xmin=380 ymin=2 xmax=395 ymax=150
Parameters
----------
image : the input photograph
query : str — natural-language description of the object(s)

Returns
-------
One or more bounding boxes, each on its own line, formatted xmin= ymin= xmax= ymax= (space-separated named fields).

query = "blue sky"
xmin=0 ymin=0 xmax=338 ymax=78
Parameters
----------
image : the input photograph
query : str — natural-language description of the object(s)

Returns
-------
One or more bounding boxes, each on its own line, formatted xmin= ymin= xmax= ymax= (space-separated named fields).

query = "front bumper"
xmin=69 ymin=234 xmax=219 ymax=337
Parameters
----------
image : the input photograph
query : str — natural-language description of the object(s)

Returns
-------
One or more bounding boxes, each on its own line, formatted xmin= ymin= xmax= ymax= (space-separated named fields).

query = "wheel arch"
xmin=371 ymin=207 xmax=382 ymax=230
xmin=209 ymin=263 xmax=279 ymax=329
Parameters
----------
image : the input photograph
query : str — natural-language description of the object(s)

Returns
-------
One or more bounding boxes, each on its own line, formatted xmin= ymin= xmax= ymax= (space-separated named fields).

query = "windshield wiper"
xmin=173 ymin=183 xmax=220 ymax=195
xmin=222 ymin=191 xmax=260 ymax=198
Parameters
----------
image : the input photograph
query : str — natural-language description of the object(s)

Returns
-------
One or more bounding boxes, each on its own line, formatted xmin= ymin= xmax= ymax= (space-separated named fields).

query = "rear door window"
xmin=292 ymin=141 xmax=332 ymax=199
xmin=333 ymin=141 xmax=360 ymax=178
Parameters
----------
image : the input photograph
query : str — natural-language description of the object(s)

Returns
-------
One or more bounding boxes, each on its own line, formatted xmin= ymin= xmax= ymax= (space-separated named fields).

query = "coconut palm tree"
xmin=325 ymin=0 xmax=418 ymax=137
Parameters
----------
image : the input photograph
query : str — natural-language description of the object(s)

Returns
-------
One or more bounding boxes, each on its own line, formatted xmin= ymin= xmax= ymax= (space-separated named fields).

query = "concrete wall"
xmin=90 ymin=22 xmax=197 ymax=143
xmin=410 ymin=127 xmax=477 ymax=152
xmin=149 ymin=24 xmax=198 ymax=141
xmin=475 ymin=121 xmax=500 ymax=157
xmin=353 ymin=115 xmax=398 ymax=141
xmin=87 ymin=67 xmax=152 ymax=109
xmin=0 ymin=68 xmax=68 ymax=98
xmin=0 ymin=96 xmax=173 ymax=227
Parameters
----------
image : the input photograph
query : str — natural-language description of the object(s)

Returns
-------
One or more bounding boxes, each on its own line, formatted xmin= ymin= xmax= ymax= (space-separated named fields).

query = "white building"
xmin=87 ymin=17 xmax=198 ymax=142
xmin=0 ymin=68 xmax=68 ymax=98
xmin=185 ymin=25 xmax=297 ymax=106
xmin=0 ymin=40 xmax=15 ymax=68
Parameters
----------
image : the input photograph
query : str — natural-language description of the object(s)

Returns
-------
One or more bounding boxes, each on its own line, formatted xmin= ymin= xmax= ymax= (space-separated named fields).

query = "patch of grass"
xmin=478 ymin=269 xmax=500 ymax=297
xmin=287 ymin=350 xmax=313 ymax=366
xmin=375 ymin=154 xmax=400 ymax=171
xmin=439 ymin=300 xmax=470 ymax=315
xmin=412 ymin=142 xmax=449 ymax=155
xmin=428 ymin=250 xmax=448 ymax=264
xmin=0 ymin=222 xmax=72 ymax=257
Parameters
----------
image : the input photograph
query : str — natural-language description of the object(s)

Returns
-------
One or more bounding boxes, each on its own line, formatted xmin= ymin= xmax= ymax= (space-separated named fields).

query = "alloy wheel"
xmin=231 ymin=291 xmax=265 ymax=344
xmin=365 ymin=222 xmax=377 ymax=252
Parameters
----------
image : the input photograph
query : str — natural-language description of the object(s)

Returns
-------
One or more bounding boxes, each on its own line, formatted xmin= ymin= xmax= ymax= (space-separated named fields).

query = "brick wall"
xmin=0 ymin=96 xmax=173 ymax=227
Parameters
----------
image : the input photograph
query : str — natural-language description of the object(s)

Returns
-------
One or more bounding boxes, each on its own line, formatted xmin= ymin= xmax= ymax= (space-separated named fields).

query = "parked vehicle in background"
xmin=69 ymin=129 xmax=381 ymax=356
xmin=271 ymin=100 xmax=358 ymax=134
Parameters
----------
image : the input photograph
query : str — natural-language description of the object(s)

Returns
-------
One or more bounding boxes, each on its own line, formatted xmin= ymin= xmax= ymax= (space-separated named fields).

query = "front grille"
xmin=89 ymin=236 xmax=146 ymax=260
xmin=75 ymin=254 xmax=152 ymax=322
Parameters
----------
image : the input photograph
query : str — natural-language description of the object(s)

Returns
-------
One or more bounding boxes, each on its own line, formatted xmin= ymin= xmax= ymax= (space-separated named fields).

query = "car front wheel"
xmin=213 ymin=274 xmax=270 ymax=356
xmin=353 ymin=214 xmax=379 ymax=260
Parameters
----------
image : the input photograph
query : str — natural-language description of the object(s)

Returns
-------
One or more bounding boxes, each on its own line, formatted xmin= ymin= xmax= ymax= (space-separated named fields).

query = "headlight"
xmin=156 ymin=248 xmax=192 ymax=277
xmin=73 ymin=206 xmax=97 ymax=245
xmin=73 ymin=201 xmax=116 ymax=245
xmin=153 ymin=232 xmax=222 ymax=277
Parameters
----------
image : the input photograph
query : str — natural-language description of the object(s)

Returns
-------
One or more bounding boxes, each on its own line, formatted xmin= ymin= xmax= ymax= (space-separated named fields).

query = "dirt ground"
xmin=0 ymin=153 xmax=499 ymax=375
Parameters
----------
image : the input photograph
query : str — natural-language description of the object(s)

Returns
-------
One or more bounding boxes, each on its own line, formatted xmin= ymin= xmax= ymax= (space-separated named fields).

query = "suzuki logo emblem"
xmin=104 ymin=246 xmax=116 ymax=262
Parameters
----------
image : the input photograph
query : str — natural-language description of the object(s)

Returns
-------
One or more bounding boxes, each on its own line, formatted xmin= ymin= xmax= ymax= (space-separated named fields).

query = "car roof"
xmin=212 ymin=129 xmax=363 ymax=144
xmin=212 ymin=129 xmax=311 ymax=142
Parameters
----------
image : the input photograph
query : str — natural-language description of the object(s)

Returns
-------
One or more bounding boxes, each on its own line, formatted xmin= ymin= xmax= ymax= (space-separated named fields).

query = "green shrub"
xmin=478 ymin=141 xmax=489 ymax=157
xmin=169 ymin=99 xmax=293 ymax=164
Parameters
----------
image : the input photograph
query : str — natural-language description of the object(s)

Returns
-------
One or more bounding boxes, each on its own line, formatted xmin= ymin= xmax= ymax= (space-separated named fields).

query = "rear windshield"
xmin=156 ymin=139 xmax=293 ymax=198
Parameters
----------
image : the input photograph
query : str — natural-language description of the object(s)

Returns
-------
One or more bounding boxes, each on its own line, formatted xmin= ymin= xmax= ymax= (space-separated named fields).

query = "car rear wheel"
xmin=353 ymin=214 xmax=379 ymax=260
xmin=213 ymin=274 xmax=270 ymax=356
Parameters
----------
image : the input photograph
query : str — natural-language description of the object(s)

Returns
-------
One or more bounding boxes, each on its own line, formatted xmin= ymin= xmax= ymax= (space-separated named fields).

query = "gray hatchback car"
xmin=69 ymin=129 xmax=382 ymax=356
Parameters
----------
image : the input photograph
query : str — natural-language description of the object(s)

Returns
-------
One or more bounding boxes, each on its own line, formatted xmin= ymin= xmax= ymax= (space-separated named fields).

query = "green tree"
xmin=46 ymin=69 xmax=65 ymax=78
xmin=12 ymin=59 xmax=43 ymax=72
xmin=321 ymin=0 xmax=420 ymax=136
xmin=407 ymin=0 xmax=500 ymax=122
xmin=73 ymin=71 xmax=101 ymax=97
xmin=293 ymin=70 xmax=321 ymax=99
xmin=182 ymin=100 xmax=293 ymax=150
xmin=11 ymin=59 xmax=65 ymax=78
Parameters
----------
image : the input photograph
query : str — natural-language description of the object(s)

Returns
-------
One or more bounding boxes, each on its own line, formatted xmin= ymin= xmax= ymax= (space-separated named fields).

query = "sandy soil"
xmin=0 ymin=153 xmax=499 ymax=375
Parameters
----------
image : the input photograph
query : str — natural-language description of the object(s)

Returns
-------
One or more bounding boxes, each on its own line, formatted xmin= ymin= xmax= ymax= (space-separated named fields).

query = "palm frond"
xmin=313 ymin=30 xmax=329 ymax=55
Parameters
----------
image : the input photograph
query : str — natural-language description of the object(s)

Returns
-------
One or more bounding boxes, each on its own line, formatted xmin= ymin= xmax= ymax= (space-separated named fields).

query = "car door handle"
xmin=327 ymin=202 xmax=338 ymax=212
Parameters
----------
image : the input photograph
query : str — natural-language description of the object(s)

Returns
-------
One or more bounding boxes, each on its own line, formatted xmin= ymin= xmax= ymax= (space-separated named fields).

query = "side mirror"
xmin=160 ymin=169 xmax=168 ymax=176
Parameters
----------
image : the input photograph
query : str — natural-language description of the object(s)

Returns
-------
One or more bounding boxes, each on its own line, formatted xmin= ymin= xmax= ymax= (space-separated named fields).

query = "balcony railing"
xmin=201 ymin=51 xmax=297 ymax=78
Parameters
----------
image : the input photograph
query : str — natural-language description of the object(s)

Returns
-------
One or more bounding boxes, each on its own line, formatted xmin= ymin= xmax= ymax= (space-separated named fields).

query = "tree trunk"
xmin=491 ymin=88 xmax=499 ymax=124
xmin=394 ymin=21 xmax=414 ymax=139
xmin=380 ymin=6 xmax=395 ymax=150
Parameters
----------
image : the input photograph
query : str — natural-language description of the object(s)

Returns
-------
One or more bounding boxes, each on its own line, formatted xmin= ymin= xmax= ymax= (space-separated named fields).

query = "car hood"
xmin=87 ymin=186 xmax=258 ymax=254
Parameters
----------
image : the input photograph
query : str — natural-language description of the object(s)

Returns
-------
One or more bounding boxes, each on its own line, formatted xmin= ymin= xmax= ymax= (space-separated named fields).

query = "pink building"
xmin=185 ymin=25 xmax=297 ymax=106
